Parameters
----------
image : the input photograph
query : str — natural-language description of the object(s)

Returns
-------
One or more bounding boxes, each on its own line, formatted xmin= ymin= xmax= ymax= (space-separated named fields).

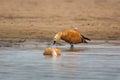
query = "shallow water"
xmin=0 ymin=40 xmax=120 ymax=80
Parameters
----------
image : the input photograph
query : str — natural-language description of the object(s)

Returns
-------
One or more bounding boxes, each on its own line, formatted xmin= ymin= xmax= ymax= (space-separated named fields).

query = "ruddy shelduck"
xmin=53 ymin=29 xmax=90 ymax=48
xmin=43 ymin=48 xmax=61 ymax=56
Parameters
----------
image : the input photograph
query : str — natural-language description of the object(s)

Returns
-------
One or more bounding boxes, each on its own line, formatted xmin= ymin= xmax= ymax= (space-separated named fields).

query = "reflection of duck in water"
xmin=43 ymin=48 xmax=61 ymax=56
xmin=53 ymin=29 xmax=91 ymax=48
xmin=64 ymin=48 xmax=84 ymax=52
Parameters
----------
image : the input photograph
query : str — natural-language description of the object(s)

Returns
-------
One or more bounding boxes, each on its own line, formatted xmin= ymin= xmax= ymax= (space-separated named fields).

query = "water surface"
xmin=0 ymin=40 xmax=120 ymax=80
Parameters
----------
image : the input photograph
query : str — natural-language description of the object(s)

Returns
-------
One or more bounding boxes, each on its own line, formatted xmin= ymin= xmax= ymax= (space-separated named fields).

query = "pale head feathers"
xmin=54 ymin=32 xmax=62 ymax=42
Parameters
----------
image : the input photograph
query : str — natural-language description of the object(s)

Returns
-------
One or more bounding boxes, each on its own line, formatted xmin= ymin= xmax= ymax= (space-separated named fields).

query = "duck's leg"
xmin=70 ymin=44 xmax=74 ymax=49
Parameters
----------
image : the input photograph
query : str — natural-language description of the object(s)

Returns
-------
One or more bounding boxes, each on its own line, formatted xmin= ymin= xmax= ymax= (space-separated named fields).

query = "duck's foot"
xmin=70 ymin=44 xmax=74 ymax=49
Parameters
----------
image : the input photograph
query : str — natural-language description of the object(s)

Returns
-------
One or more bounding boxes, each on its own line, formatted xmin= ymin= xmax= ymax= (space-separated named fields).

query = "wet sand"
xmin=0 ymin=40 xmax=120 ymax=80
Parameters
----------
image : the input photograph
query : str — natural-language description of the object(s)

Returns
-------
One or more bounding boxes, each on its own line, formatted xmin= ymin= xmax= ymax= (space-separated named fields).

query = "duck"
xmin=53 ymin=29 xmax=90 ymax=48
xmin=43 ymin=48 xmax=61 ymax=56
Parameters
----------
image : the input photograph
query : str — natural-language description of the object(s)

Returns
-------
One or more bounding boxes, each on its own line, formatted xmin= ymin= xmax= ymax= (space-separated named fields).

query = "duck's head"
xmin=53 ymin=32 xmax=62 ymax=45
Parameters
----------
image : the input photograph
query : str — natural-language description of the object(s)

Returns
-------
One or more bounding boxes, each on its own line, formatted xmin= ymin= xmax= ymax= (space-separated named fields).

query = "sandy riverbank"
xmin=0 ymin=0 xmax=120 ymax=39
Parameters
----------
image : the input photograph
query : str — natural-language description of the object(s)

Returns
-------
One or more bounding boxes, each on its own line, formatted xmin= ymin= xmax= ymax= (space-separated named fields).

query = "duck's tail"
xmin=81 ymin=35 xmax=91 ymax=43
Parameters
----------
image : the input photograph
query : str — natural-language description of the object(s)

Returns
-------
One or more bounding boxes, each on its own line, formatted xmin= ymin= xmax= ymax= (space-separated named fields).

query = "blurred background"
xmin=0 ymin=0 xmax=120 ymax=39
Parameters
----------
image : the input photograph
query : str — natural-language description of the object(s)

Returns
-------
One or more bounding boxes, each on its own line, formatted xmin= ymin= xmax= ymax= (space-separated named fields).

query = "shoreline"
xmin=0 ymin=38 xmax=120 ymax=47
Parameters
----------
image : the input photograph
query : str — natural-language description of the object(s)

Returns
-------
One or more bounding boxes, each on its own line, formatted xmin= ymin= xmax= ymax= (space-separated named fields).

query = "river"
xmin=0 ymin=40 xmax=120 ymax=80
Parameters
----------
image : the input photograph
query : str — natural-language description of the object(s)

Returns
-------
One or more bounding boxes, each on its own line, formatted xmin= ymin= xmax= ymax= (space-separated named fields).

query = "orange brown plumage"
xmin=61 ymin=29 xmax=84 ymax=44
xmin=43 ymin=48 xmax=61 ymax=56
xmin=53 ymin=29 xmax=90 ymax=48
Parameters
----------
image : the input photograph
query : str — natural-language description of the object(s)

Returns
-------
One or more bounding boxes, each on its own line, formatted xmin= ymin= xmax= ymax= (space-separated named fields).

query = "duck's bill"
xmin=53 ymin=41 xmax=56 ymax=45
